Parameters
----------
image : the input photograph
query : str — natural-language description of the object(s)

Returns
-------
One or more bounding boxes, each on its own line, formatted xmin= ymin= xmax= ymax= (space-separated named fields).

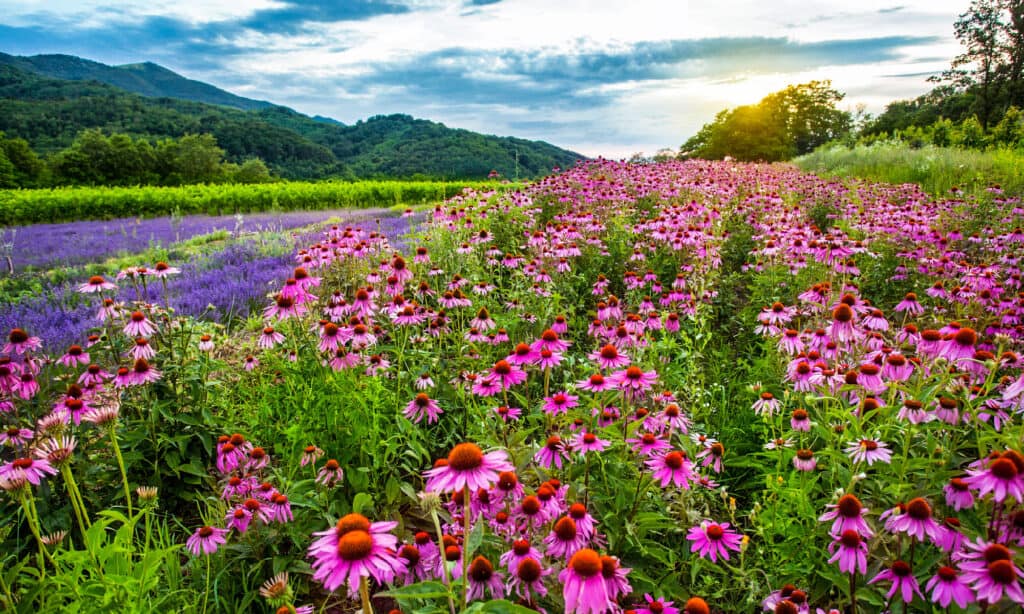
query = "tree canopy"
xmin=680 ymin=81 xmax=851 ymax=161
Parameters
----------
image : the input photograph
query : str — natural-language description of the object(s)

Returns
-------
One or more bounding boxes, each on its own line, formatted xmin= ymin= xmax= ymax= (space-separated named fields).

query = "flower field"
xmin=1 ymin=159 xmax=1023 ymax=613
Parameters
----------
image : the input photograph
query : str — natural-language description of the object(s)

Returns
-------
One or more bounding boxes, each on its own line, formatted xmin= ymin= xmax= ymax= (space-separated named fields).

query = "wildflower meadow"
xmin=2 ymin=160 xmax=1023 ymax=614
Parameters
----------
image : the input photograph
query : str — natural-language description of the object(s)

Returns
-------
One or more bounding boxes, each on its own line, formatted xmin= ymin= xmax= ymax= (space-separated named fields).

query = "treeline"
xmin=678 ymin=1 xmax=1024 ymax=162
xmin=0 ymin=180 xmax=514 ymax=225
xmin=680 ymin=81 xmax=852 ymax=161
xmin=0 ymin=62 xmax=580 ymax=182
xmin=0 ymin=129 xmax=273 ymax=189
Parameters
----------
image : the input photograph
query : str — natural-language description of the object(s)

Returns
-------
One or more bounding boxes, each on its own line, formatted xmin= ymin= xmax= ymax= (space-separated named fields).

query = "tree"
xmin=0 ymin=133 xmax=44 ymax=187
xmin=0 ymin=146 xmax=15 ymax=188
xmin=157 ymin=133 xmax=224 ymax=184
xmin=680 ymin=81 xmax=851 ymax=161
xmin=233 ymin=158 xmax=273 ymax=184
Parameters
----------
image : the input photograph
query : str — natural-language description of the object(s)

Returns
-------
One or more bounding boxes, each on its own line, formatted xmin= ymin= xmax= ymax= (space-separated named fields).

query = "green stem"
xmin=463 ymin=494 xmax=471 ymax=610
xmin=360 ymin=575 xmax=373 ymax=614
xmin=110 ymin=428 xmax=134 ymax=517
xmin=60 ymin=465 xmax=90 ymax=536
xmin=201 ymin=554 xmax=211 ymax=614
xmin=431 ymin=510 xmax=458 ymax=614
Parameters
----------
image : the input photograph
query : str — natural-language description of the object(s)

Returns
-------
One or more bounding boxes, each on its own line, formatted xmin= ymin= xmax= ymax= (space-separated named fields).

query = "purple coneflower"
xmin=404 ymin=393 xmax=444 ymax=424
xmin=543 ymin=391 xmax=579 ymax=415
xmin=258 ymin=326 xmax=285 ymax=349
xmin=590 ymin=344 xmax=630 ymax=370
xmin=964 ymin=451 xmax=1024 ymax=504
xmin=308 ymin=513 xmax=404 ymax=597
xmin=559 ymin=549 xmax=617 ymax=614
xmin=572 ymin=431 xmax=610 ymax=454
xmin=637 ymin=594 xmax=679 ymax=614
xmin=828 ymin=530 xmax=867 ymax=574
xmin=124 ymin=311 xmax=157 ymax=337
xmin=187 ymin=525 xmax=227 ymax=556
xmin=58 ymin=345 xmax=90 ymax=367
xmin=534 ymin=436 xmax=570 ymax=469
xmin=316 ymin=459 xmax=345 ymax=486
xmin=4 ymin=329 xmax=41 ymax=355
xmin=687 ymin=520 xmax=743 ymax=563
xmin=0 ymin=456 xmax=57 ymax=485
xmin=868 ymin=560 xmax=923 ymax=604
xmin=819 ymin=494 xmax=872 ymax=537
xmin=78 ymin=275 xmax=117 ymax=293
xmin=925 ymin=566 xmax=974 ymax=609
xmin=845 ymin=438 xmax=892 ymax=466
xmin=424 ymin=443 xmax=512 ymax=493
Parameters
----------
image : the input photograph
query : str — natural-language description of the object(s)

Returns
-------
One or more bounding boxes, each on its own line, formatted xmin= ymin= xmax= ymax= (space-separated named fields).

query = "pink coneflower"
xmin=151 ymin=261 xmax=180 ymax=278
xmin=78 ymin=364 xmax=111 ymax=386
xmin=507 ymin=556 xmax=552 ymax=600
xmin=316 ymin=459 xmax=345 ymax=486
xmin=507 ymin=342 xmax=541 ymax=366
xmin=264 ymin=294 xmax=306 ymax=321
xmin=943 ymin=327 xmax=978 ymax=363
xmin=647 ymin=450 xmax=694 ymax=488
xmin=243 ymin=355 xmax=260 ymax=372
xmin=414 ymin=373 xmax=434 ymax=390
xmin=78 ymin=275 xmax=117 ymax=293
xmin=820 ymin=494 xmax=873 ymax=537
xmin=577 ymin=373 xmax=613 ymax=393
xmin=488 ymin=360 xmax=527 ymax=389
xmin=925 ymin=566 xmax=974 ymax=609
xmin=0 ymin=426 xmax=32 ymax=447
xmin=552 ymin=314 xmax=569 ymax=334
xmin=628 ymin=432 xmax=671 ymax=456
xmin=328 ymin=348 xmax=360 ymax=371
xmin=404 ymin=393 xmax=443 ymax=424
xmin=560 ymin=549 xmax=617 ymax=614
xmin=308 ymin=513 xmax=404 ymax=597
xmin=3 ymin=329 xmax=41 ymax=354
xmin=610 ymin=365 xmax=657 ymax=394
xmin=944 ymin=477 xmax=975 ymax=510
xmin=752 ymin=392 xmax=781 ymax=416
xmin=687 ymin=520 xmax=743 ymax=563
xmin=198 ymin=334 xmax=215 ymax=352
xmin=532 ymin=329 xmax=571 ymax=353
xmin=894 ymin=292 xmax=924 ymax=316
xmin=536 ymin=349 xmax=563 ymax=369
xmin=590 ymin=344 xmax=630 ymax=370
xmin=534 ymin=435 xmax=570 ymax=469
xmin=467 ymin=555 xmax=504 ymax=600
xmin=828 ymin=304 xmax=857 ymax=343
xmin=958 ymin=542 xmax=1024 ymax=604
xmin=868 ymin=560 xmax=923 ymax=604
xmin=789 ymin=408 xmax=811 ymax=432
xmin=186 ymin=525 xmax=227 ymax=556
xmin=964 ymin=451 xmax=1024 ymax=503
xmin=123 ymin=312 xmax=157 ymax=338
xmin=845 ymin=438 xmax=892 ymax=466
xmin=572 ymin=431 xmax=610 ymax=454
xmin=778 ymin=329 xmax=804 ymax=356
xmin=897 ymin=399 xmax=931 ymax=424
xmin=301 ymin=445 xmax=324 ymax=466
xmin=0 ymin=456 xmax=57 ymax=485
xmin=697 ymin=442 xmax=725 ymax=473
xmin=258 ymin=326 xmax=285 ymax=349
xmin=470 ymin=307 xmax=496 ymax=331
xmin=424 ymin=443 xmax=512 ymax=493
xmin=130 ymin=337 xmax=156 ymax=360
xmin=828 ymin=530 xmax=868 ymax=574
xmin=637 ymin=594 xmax=679 ymax=614
xmin=543 ymin=392 xmax=579 ymax=416
xmin=58 ymin=345 xmax=90 ymax=367
xmin=131 ymin=358 xmax=161 ymax=384
xmin=544 ymin=516 xmax=588 ymax=559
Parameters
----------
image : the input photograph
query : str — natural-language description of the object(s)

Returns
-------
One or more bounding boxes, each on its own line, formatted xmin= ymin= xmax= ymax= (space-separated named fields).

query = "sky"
xmin=0 ymin=0 xmax=968 ymax=158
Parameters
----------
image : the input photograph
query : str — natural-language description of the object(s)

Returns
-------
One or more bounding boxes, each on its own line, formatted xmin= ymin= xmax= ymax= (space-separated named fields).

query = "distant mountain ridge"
xmin=0 ymin=52 xmax=582 ymax=180
xmin=0 ymin=52 xmax=275 ymax=111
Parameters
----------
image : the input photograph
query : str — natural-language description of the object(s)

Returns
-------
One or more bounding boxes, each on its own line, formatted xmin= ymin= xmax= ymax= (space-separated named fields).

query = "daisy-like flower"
xmin=78 ymin=275 xmax=117 ymax=293
xmin=889 ymin=497 xmax=941 ymax=542
xmin=559 ymin=549 xmax=617 ymax=614
xmin=793 ymin=449 xmax=817 ymax=472
xmin=542 ymin=391 xmax=579 ymax=416
xmin=609 ymin=366 xmax=658 ymax=395
xmin=316 ymin=459 xmax=345 ymax=486
xmin=264 ymin=294 xmax=306 ymax=321
xmin=467 ymin=555 xmax=504 ymax=601
xmin=534 ymin=435 xmax=570 ymax=469
xmin=58 ymin=345 xmax=90 ymax=368
xmin=544 ymin=516 xmax=588 ymax=559
xmin=868 ymin=560 xmax=923 ymax=604
xmin=533 ymin=329 xmax=571 ymax=353
xmin=131 ymin=338 xmax=155 ymax=361
xmin=244 ymin=355 xmax=260 ymax=372
xmin=628 ymin=432 xmax=672 ymax=456
xmin=186 ymin=526 xmax=228 ymax=556
xmin=697 ymin=442 xmax=725 ymax=473
xmin=944 ymin=477 xmax=975 ymax=510
xmin=925 ymin=566 xmax=974 ymax=609
xmin=198 ymin=334 xmax=215 ymax=352
xmin=894 ymin=292 xmax=924 ymax=316
xmin=258 ymin=326 xmax=285 ymax=349
xmin=151 ymin=261 xmax=180 ymax=278
xmin=819 ymin=494 xmax=873 ymax=537
xmin=752 ymin=392 xmax=781 ymax=416
xmin=124 ymin=311 xmax=157 ymax=337
xmin=590 ymin=344 xmax=630 ymax=370
xmin=957 ymin=540 xmax=1024 ymax=604
xmin=301 ymin=445 xmax=324 ymax=466
xmin=507 ymin=556 xmax=552 ymax=600
xmin=577 ymin=373 xmax=614 ymax=392
xmin=507 ymin=342 xmax=541 ymax=366
xmin=845 ymin=439 xmax=892 ymax=466
xmin=1 ymin=426 xmax=32 ymax=447
xmin=4 ymin=328 xmax=42 ymax=354
xmin=572 ymin=431 xmax=610 ymax=454
xmin=0 ymin=456 xmax=57 ymax=485
xmin=424 ymin=443 xmax=513 ymax=493
xmin=488 ymin=360 xmax=527 ymax=389
xmin=828 ymin=530 xmax=868 ymax=574
xmin=493 ymin=405 xmax=522 ymax=422
xmin=687 ymin=520 xmax=743 ymax=563
xmin=637 ymin=594 xmax=679 ymax=614
xmin=647 ymin=450 xmax=694 ymax=488
xmin=308 ymin=513 xmax=404 ymax=597
xmin=964 ymin=451 xmax=1024 ymax=504
xmin=404 ymin=393 xmax=443 ymax=424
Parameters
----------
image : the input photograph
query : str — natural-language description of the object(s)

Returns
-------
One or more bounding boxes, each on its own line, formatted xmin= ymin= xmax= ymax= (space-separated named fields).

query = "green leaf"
xmin=351 ymin=492 xmax=374 ymax=515
xmin=378 ymin=580 xmax=451 ymax=600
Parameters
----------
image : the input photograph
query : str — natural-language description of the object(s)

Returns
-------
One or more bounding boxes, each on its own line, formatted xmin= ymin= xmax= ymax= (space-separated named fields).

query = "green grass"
xmin=794 ymin=142 xmax=1024 ymax=197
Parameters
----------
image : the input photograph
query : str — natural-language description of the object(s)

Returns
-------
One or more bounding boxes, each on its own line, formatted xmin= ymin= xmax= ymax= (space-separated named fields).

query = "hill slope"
xmin=0 ymin=52 xmax=274 ymax=111
xmin=0 ymin=55 xmax=582 ymax=180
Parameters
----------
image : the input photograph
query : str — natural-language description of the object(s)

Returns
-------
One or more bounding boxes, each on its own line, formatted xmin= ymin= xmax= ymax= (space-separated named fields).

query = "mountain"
xmin=0 ymin=52 xmax=273 ymax=111
xmin=0 ymin=54 xmax=583 ymax=180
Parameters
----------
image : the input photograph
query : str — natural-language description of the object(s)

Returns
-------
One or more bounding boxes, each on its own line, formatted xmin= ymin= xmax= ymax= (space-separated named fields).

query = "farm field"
xmin=1 ymin=158 xmax=1023 ymax=614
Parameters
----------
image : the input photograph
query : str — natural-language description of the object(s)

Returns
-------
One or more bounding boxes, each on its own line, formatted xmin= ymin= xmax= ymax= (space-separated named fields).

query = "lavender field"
xmin=0 ymin=207 xmax=419 ymax=351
